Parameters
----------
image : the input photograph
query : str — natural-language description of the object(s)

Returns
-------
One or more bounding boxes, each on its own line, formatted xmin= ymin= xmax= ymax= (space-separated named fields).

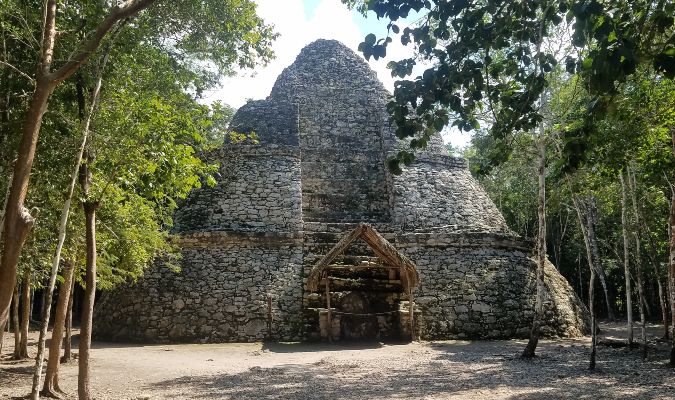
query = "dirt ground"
xmin=1 ymin=322 xmax=674 ymax=399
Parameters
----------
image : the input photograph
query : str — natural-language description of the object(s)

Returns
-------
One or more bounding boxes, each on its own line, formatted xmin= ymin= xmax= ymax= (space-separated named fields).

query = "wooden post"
xmin=266 ymin=294 xmax=273 ymax=340
xmin=325 ymin=277 xmax=332 ymax=343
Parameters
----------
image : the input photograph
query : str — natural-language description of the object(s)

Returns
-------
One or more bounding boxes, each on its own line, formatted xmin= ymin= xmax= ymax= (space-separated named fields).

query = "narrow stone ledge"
xmin=175 ymin=230 xmax=304 ymax=247
xmin=398 ymin=231 xmax=534 ymax=252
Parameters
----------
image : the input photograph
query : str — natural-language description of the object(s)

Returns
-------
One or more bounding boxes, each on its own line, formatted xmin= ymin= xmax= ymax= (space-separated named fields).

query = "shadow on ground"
xmin=149 ymin=339 xmax=674 ymax=400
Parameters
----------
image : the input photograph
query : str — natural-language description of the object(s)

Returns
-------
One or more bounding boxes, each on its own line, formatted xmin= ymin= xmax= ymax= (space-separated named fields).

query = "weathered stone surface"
xmin=94 ymin=39 xmax=589 ymax=343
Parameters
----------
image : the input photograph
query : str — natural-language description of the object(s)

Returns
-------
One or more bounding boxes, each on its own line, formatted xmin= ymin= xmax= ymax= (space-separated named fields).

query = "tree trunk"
xmin=62 ymin=276 xmax=74 ymax=363
xmin=572 ymin=196 xmax=596 ymax=309
xmin=628 ymin=167 xmax=648 ymax=359
xmin=0 ymin=172 xmax=11 ymax=242
xmin=585 ymin=196 xmax=616 ymax=320
xmin=619 ymin=172 xmax=634 ymax=345
xmin=668 ymin=127 xmax=675 ymax=366
xmin=656 ymin=274 xmax=669 ymax=340
xmin=0 ymin=62 xmax=54 ymax=341
xmin=643 ymin=230 xmax=670 ymax=340
xmin=588 ymin=238 xmax=597 ymax=369
xmin=571 ymin=192 xmax=615 ymax=320
xmin=42 ymin=259 xmax=75 ymax=398
xmin=0 ymin=319 xmax=4 ymax=355
xmin=12 ymin=284 xmax=20 ymax=356
xmin=17 ymin=270 xmax=31 ymax=359
xmin=78 ymin=200 xmax=98 ymax=400
xmin=77 ymin=150 xmax=97 ymax=400
xmin=523 ymin=136 xmax=546 ymax=359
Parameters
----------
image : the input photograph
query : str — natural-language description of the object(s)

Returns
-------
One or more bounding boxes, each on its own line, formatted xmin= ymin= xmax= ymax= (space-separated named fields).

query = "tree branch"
xmin=39 ymin=0 xmax=57 ymax=77
xmin=0 ymin=61 xmax=34 ymax=84
xmin=48 ymin=0 xmax=159 ymax=84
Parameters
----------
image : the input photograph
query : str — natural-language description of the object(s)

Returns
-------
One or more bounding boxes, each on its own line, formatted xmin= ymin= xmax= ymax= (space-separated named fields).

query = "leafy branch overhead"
xmin=346 ymin=0 xmax=675 ymax=173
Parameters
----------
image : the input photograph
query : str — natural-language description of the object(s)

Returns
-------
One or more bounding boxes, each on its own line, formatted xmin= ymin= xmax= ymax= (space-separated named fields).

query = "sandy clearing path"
xmin=2 ymin=322 xmax=673 ymax=399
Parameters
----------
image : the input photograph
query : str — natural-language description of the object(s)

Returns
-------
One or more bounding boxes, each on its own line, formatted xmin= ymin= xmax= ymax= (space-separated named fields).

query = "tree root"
xmin=40 ymin=387 xmax=64 ymax=399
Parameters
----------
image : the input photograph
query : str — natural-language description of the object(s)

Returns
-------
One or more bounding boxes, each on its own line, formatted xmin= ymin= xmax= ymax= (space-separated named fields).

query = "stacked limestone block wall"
xmin=94 ymin=39 xmax=590 ymax=343
xmin=94 ymin=233 xmax=303 ymax=342
xmin=391 ymin=154 xmax=512 ymax=233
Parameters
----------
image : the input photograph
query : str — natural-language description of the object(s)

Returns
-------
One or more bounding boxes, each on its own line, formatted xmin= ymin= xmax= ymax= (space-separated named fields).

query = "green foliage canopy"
xmin=345 ymin=0 xmax=675 ymax=172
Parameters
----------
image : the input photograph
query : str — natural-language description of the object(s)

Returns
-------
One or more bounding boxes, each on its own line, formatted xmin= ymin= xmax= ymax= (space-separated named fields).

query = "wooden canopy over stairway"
xmin=306 ymin=223 xmax=420 ymax=292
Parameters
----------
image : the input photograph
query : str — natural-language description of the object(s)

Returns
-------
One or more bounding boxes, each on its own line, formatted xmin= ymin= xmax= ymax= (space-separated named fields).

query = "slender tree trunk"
xmin=0 ymin=172 xmax=11 ymax=242
xmin=585 ymin=196 xmax=616 ymax=320
xmin=643 ymin=233 xmax=669 ymax=340
xmin=628 ymin=167 xmax=648 ymax=359
xmin=656 ymin=274 xmax=669 ymax=339
xmin=42 ymin=259 xmax=75 ymax=398
xmin=572 ymin=196 xmax=596 ymax=309
xmin=12 ymin=284 xmax=20 ymax=356
xmin=577 ymin=254 xmax=584 ymax=303
xmin=620 ymin=172 xmax=634 ymax=345
xmin=571 ymin=192 xmax=616 ymax=321
xmin=78 ymin=200 xmax=98 ymax=400
xmin=588 ymin=235 xmax=597 ymax=370
xmin=668 ymin=127 xmax=675 ymax=366
xmin=523 ymin=136 xmax=546 ymax=358
xmin=62 ymin=276 xmax=74 ymax=363
xmin=77 ymin=148 xmax=99 ymax=400
xmin=17 ymin=270 xmax=31 ymax=359
xmin=31 ymin=47 xmax=111 ymax=400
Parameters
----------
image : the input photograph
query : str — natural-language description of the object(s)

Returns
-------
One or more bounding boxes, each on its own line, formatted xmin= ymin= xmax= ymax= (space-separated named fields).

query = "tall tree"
xmin=522 ymin=127 xmax=547 ymax=358
xmin=31 ymin=36 xmax=115 ymax=399
xmin=347 ymin=2 xmax=674 ymax=362
xmin=628 ymin=166 xmax=649 ymax=359
xmin=346 ymin=0 xmax=674 ymax=170
xmin=619 ymin=171 xmax=634 ymax=345
xmin=41 ymin=259 xmax=75 ymax=397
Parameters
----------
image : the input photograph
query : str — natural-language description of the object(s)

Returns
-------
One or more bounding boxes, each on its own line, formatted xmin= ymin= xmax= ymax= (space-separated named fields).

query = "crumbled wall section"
xmin=94 ymin=39 xmax=590 ymax=343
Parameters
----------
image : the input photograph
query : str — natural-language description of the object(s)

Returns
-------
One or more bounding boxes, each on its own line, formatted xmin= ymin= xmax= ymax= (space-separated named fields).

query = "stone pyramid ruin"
xmin=94 ymin=39 xmax=590 ymax=342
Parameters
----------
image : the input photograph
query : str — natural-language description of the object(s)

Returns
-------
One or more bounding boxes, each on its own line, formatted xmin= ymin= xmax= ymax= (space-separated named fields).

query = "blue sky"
xmin=304 ymin=0 xmax=385 ymax=35
xmin=303 ymin=0 xmax=321 ymax=19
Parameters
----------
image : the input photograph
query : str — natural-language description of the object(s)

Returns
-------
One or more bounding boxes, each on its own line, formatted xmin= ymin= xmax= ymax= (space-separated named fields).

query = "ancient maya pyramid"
xmin=94 ymin=39 xmax=589 ymax=343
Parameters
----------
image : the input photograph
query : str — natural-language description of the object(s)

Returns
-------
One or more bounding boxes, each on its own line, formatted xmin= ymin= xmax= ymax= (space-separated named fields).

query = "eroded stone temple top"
xmin=175 ymin=39 xmax=512 ymax=234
